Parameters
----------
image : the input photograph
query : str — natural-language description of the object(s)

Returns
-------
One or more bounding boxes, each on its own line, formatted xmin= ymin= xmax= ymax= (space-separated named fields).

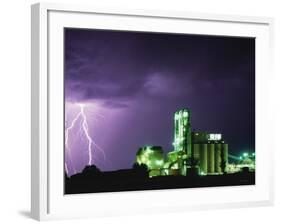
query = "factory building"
xmin=136 ymin=146 xmax=164 ymax=177
xmin=193 ymin=132 xmax=228 ymax=175
xmin=173 ymin=109 xmax=192 ymax=154
xmin=135 ymin=108 xmax=228 ymax=177
xmin=162 ymin=109 xmax=191 ymax=176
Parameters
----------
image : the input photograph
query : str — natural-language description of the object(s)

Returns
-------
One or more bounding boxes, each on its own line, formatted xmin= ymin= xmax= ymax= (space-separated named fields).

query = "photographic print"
xmin=64 ymin=28 xmax=255 ymax=194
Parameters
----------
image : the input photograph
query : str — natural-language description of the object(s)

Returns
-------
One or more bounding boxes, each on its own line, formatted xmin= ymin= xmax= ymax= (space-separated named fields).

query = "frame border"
xmin=31 ymin=2 xmax=274 ymax=221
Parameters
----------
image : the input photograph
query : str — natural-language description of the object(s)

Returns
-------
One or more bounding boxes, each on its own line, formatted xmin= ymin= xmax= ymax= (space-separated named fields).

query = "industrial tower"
xmin=173 ymin=108 xmax=192 ymax=156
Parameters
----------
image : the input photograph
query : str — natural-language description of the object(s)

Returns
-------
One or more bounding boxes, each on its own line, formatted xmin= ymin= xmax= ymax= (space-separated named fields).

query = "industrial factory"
xmin=136 ymin=108 xmax=255 ymax=177
xmin=66 ymin=108 xmax=256 ymax=194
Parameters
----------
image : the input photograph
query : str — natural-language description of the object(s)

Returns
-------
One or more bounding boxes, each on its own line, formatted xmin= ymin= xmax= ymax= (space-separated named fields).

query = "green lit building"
xmin=136 ymin=146 xmax=164 ymax=177
xmin=193 ymin=132 xmax=228 ymax=175
xmin=165 ymin=109 xmax=191 ymax=175
xmin=135 ymin=108 xmax=229 ymax=177
xmin=173 ymin=109 xmax=191 ymax=154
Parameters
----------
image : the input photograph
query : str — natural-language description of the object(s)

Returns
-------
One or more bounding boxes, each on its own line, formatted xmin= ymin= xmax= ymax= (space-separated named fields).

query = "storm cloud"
xmin=64 ymin=28 xmax=255 ymax=173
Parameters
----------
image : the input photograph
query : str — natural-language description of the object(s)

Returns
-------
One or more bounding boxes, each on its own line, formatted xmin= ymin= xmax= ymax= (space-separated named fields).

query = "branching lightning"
xmin=80 ymin=104 xmax=93 ymax=165
xmin=65 ymin=103 xmax=107 ymax=176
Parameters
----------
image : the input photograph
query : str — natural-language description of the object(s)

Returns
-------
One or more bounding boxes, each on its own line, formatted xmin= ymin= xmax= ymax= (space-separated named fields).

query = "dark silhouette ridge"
xmin=65 ymin=164 xmax=255 ymax=194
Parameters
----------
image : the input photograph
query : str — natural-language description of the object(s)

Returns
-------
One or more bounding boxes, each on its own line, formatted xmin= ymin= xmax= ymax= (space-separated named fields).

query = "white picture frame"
xmin=31 ymin=2 xmax=274 ymax=221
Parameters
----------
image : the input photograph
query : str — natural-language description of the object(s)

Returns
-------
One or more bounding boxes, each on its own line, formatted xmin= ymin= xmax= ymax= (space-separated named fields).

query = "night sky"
xmin=64 ymin=28 xmax=255 ymax=175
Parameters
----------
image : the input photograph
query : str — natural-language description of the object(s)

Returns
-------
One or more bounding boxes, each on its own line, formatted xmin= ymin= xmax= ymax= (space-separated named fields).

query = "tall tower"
xmin=173 ymin=108 xmax=191 ymax=156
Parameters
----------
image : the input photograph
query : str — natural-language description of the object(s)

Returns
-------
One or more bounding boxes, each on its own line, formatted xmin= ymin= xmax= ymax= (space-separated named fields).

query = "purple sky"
xmin=64 ymin=28 xmax=255 ymax=175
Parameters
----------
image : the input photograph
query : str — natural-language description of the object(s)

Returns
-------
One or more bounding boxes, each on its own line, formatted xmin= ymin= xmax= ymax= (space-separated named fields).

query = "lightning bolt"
xmin=65 ymin=107 xmax=81 ymax=175
xmin=80 ymin=104 xmax=93 ymax=165
xmin=65 ymin=103 xmax=108 ymax=175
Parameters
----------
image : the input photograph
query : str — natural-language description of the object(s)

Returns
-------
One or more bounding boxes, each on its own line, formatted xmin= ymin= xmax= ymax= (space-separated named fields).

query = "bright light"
xmin=208 ymin=133 xmax=222 ymax=141
xmin=243 ymin=152 xmax=249 ymax=157
xmin=155 ymin=160 xmax=164 ymax=166
xmin=78 ymin=103 xmax=86 ymax=108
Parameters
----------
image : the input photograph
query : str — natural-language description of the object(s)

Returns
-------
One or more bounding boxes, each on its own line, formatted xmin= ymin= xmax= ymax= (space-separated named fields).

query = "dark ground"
xmin=65 ymin=165 xmax=255 ymax=194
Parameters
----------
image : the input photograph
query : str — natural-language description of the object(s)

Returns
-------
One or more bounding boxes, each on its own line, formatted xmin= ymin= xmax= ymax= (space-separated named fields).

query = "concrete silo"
xmin=222 ymin=143 xmax=228 ymax=173
xmin=215 ymin=143 xmax=222 ymax=173
xmin=207 ymin=143 xmax=215 ymax=173
xmin=199 ymin=143 xmax=208 ymax=174
xmin=193 ymin=144 xmax=200 ymax=161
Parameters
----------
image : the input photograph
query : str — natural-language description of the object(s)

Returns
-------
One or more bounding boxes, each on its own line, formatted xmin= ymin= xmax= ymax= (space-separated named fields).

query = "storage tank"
xmin=199 ymin=144 xmax=208 ymax=174
xmin=222 ymin=144 xmax=228 ymax=172
xmin=207 ymin=144 xmax=215 ymax=173
xmin=215 ymin=144 xmax=222 ymax=173
xmin=223 ymin=144 xmax=228 ymax=163
xmin=193 ymin=144 xmax=200 ymax=160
